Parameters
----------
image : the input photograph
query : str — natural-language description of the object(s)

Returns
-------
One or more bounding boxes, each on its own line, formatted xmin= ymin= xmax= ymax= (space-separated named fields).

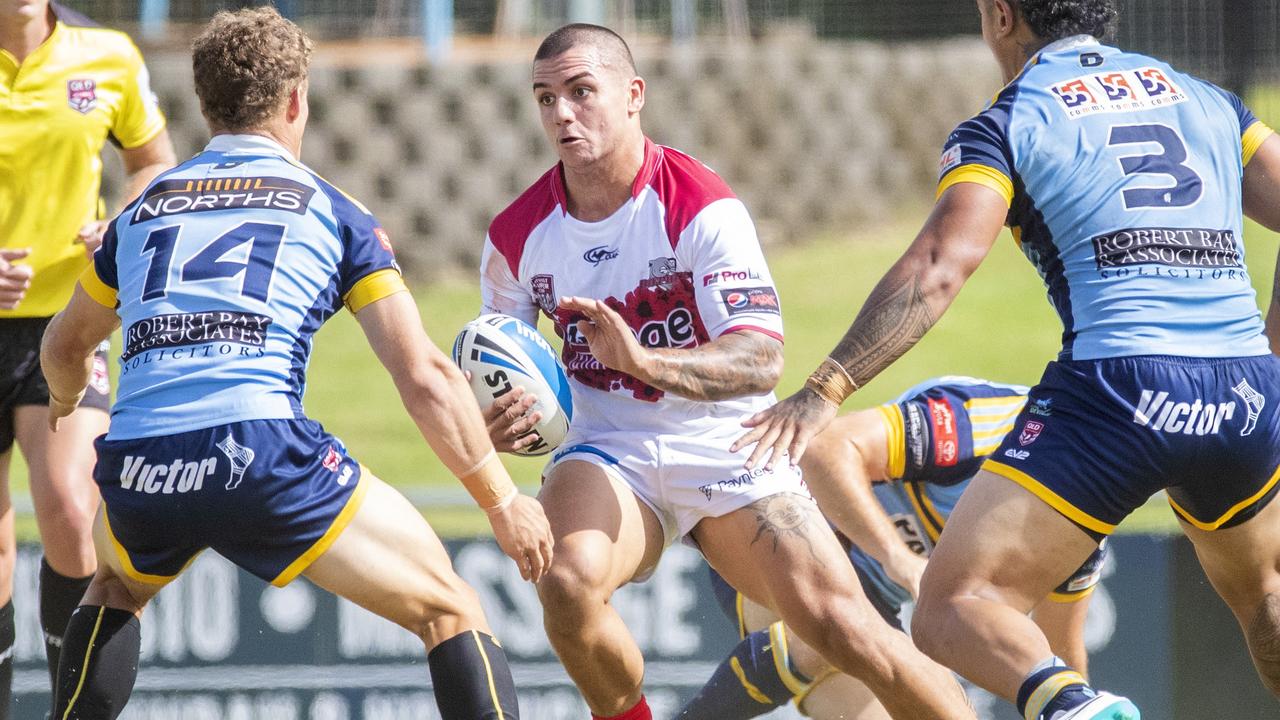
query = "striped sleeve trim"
xmin=1243 ymin=120 xmax=1275 ymax=167
xmin=937 ymin=164 xmax=1014 ymax=207
xmin=344 ymin=269 xmax=408 ymax=314
xmin=78 ymin=264 xmax=118 ymax=308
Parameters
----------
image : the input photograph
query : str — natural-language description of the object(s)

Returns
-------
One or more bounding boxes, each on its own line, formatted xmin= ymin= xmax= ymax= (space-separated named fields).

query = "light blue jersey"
xmin=82 ymin=135 xmax=403 ymax=440
xmin=939 ymin=36 xmax=1276 ymax=361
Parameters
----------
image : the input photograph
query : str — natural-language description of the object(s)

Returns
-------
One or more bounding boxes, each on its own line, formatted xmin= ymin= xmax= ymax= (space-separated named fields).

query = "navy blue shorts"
xmin=1 ymin=317 xmax=111 ymax=453
xmin=985 ymin=354 xmax=1280 ymax=539
xmin=94 ymin=419 xmax=365 ymax=586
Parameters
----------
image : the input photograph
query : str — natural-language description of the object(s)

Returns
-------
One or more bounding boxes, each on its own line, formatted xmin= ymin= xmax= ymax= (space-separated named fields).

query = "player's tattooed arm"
xmin=558 ymin=296 xmax=783 ymax=401
xmin=639 ymin=330 xmax=783 ymax=401
xmin=734 ymin=183 xmax=1008 ymax=470
xmin=827 ymin=272 xmax=936 ymax=388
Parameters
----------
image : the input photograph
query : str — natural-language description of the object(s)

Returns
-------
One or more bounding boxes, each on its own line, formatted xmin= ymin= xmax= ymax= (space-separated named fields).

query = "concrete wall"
xmin=109 ymin=38 xmax=1000 ymax=277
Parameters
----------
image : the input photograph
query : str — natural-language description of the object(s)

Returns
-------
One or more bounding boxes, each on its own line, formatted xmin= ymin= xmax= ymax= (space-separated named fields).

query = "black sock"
xmin=427 ymin=630 xmax=520 ymax=720
xmin=52 ymin=606 xmax=140 ymax=720
xmin=40 ymin=558 xmax=94 ymax=689
xmin=0 ymin=600 xmax=13 ymax=720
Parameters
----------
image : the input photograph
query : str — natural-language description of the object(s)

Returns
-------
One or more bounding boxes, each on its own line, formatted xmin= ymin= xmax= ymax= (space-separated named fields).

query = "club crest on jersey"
xmin=90 ymin=355 xmax=110 ymax=395
xmin=1049 ymin=66 xmax=1187 ymax=119
xmin=640 ymin=257 xmax=681 ymax=289
xmin=67 ymin=78 xmax=97 ymax=114
xmin=531 ymin=274 xmax=557 ymax=313
xmin=1018 ymin=420 xmax=1044 ymax=446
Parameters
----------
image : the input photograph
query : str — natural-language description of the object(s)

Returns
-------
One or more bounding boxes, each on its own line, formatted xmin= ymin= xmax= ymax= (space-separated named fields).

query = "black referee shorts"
xmin=0 ymin=317 xmax=110 ymax=454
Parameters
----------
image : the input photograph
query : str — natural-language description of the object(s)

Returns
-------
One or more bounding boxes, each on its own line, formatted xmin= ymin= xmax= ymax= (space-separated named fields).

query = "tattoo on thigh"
xmin=749 ymin=494 xmax=820 ymax=559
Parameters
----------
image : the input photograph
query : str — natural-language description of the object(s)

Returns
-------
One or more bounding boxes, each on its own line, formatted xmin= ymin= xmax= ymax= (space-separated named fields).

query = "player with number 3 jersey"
xmin=738 ymin=1 xmax=1280 ymax=719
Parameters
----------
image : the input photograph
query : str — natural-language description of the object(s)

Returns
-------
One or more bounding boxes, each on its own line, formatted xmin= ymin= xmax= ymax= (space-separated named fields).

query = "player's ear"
xmin=993 ymin=0 xmax=1017 ymax=37
xmin=628 ymin=75 xmax=645 ymax=115
xmin=286 ymin=80 xmax=306 ymax=123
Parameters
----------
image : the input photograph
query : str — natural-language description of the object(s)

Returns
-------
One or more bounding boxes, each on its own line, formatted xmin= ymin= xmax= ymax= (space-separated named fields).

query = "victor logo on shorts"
xmin=216 ymin=433 xmax=256 ymax=490
xmin=119 ymin=456 xmax=217 ymax=494
xmin=1132 ymin=389 xmax=1239 ymax=435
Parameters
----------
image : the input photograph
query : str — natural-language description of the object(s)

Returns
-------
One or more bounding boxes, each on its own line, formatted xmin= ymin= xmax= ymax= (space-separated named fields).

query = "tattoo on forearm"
xmin=830 ymin=274 xmax=936 ymax=388
xmin=748 ymin=493 xmax=821 ymax=560
xmin=646 ymin=332 xmax=782 ymax=402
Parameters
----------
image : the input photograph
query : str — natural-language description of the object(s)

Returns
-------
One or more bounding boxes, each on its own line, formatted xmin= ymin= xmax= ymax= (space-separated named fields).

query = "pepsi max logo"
xmin=719 ymin=286 xmax=780 ymax=316
xmin=583 ymin=246 xmax=620 ymax=266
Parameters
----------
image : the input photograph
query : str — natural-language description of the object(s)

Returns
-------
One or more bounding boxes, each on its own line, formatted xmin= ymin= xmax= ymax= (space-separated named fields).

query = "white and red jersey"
xmin=480 ymin=139 xmax=784 ymax=436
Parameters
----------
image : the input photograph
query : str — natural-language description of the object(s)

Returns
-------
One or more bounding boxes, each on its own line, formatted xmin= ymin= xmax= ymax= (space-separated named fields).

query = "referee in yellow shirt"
xmin=0 ymin=1 xmax=174 ymax=713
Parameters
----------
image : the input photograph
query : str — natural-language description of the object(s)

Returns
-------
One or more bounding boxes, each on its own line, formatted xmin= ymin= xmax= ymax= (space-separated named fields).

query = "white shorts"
xmin=545 ymin=423 xmax=809 ymax=547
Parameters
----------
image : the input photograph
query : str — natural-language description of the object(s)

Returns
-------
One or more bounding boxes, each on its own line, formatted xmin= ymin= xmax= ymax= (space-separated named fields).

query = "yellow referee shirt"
xmin=0 ymin=6 xmax=166 ymax=318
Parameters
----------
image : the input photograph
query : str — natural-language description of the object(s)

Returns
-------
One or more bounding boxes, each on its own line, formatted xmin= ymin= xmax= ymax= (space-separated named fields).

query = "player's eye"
xmin=573 ymin=86 xmax=591 ymax=99
xmin=537 ymin=93 xmax=555 ymax=106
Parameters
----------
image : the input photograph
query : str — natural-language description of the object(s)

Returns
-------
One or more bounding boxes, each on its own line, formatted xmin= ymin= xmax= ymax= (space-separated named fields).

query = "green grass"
xmin=8 ymin=209 xmax=1280 ymax=537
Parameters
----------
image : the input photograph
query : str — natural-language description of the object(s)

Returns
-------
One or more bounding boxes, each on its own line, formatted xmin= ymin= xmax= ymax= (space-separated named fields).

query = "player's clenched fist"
xmin=486 ymin=493 xmax=555 ymax=582
xmin=0 ymin=248 xmax=33 ymax=309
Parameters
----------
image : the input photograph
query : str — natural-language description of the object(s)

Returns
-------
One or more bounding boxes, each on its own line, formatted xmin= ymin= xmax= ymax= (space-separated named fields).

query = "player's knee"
xmin=909 ymin=592 xmax=954 ymax=662
xmin=536 ymin=549 xmax=612 ymax=623
xmin=37 ymin=494 xmax=97 ymax=537
xmin=411 ymin=579 xmax=487 ymax=647
xmin=782 ymin=594 xmax=895 ymax=681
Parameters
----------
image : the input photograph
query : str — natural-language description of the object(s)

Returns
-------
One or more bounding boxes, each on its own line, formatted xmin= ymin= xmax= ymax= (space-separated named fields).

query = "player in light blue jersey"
xmin=736 ymin=1 xmax=1280 ymax=718
xmin=683 ymin=378 xmax=1107 ymax=719
xmin=37 ymin=8 xmax=552 ymax=719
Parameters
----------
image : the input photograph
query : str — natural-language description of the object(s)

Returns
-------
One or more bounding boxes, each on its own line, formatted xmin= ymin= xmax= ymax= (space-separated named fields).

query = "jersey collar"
xmin=549 ymin=136 xmax=662 ymax=215
xmin=1033 ymin=34 xmax=1100 ymax=62
xmin=205 ymin=133 xmax=298 ymax=163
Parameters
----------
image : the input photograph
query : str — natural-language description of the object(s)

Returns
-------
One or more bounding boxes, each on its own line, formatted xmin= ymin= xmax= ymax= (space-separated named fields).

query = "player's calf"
xmin=428 ymin=629 xmax=520 ymax=720
xmin=52 ymin=605 xmax=140 ymax=720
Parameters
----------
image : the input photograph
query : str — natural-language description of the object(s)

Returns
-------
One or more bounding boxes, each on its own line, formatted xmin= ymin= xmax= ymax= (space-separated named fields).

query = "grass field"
xmin=9 ymin=209 xmax=1280 ymax=538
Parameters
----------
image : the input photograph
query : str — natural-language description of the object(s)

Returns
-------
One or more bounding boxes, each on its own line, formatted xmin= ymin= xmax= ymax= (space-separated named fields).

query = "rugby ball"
xmin=452 ymin=314 xmax=573 ymax=457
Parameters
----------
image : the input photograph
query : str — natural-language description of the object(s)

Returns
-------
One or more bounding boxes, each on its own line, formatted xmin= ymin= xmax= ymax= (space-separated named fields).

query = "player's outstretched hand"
xmin=0 ymin=248 xmax=33 ymax=310
xmin=480 ymin=382 xmax=544 ymax=453
xmin=77 ymin=220 xmax=110 ymax=258
xmin=488 ymin=494 xmax=554 ymax=583
xmin=558 ymin=296 xmax=647 ymax=376
xmin=732 ymin=387 xmax=838 ymax=470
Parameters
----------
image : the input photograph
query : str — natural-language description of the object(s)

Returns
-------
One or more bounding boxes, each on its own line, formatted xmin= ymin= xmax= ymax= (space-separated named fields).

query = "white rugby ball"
xmin=452 ymin=314 xmax=573 ymax=457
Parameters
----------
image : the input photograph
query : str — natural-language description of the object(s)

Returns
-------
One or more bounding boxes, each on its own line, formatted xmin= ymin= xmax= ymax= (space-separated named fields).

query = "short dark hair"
xmin=1016 ymin=0 xmax=1117 ymax=41
xmin=534 ymin=23 xmax=637 ymax=75
xmin=192 ymin=7 xmax=313 ymax=132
